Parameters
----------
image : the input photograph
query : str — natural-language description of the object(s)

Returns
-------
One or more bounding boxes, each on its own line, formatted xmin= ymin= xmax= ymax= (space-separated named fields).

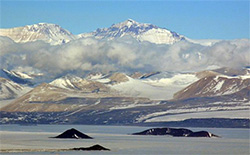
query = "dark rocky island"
xmin=51 ymin=128 xmax=93 ymax=139
xmin=132 ymin=127 xmax=220 ymax=138
xmin=70 ymin=144 xmax=110 ymax=151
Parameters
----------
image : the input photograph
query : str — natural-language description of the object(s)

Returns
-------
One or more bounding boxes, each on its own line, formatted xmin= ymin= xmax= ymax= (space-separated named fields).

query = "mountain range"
xmin=0 ymin=20 xmax=249 ymax=127
xmin=0 ymin=19 xmax=218 ymax=45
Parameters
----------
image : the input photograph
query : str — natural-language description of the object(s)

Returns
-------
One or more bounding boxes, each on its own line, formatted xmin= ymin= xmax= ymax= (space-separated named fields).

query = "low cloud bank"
xmin=0 ymin=36 xmax=249 ymax=77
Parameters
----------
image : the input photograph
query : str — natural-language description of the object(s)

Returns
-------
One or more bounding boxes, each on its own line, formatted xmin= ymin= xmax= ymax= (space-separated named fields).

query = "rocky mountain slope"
xmin=174 ymin=73 xmax=250 ymax=100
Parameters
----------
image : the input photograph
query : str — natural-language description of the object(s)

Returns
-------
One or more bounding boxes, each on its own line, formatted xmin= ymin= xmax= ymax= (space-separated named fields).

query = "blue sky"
xmin=0 ymin=0 xmax=249 ymax=39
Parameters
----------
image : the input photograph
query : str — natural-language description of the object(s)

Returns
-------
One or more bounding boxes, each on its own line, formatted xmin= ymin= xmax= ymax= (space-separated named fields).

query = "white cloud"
xmin=0 ymin=36 xmax=249 ymax=78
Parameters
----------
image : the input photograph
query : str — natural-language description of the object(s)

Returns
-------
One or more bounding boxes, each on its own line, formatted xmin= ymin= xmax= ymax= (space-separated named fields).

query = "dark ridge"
xmin=140 ymin=71 xmax=161 ymax=79
xmin=133 ymin=127 xmax=193 ymax=137
xmin=51 ymin=128 xmax=93 ymax=139
xmin=132 ymin=127 xmax=220 ymax=138
xmin=70 ymin=144 xmax=110 ymax=151
xmin=140 ymin=118 xmax=250 ymax=128
xmin=188 ymin=131 xmax=220 ymax=138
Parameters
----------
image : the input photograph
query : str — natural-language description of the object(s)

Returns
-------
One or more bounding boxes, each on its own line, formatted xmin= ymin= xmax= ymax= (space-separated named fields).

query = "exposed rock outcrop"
xmin=108 ymin=73 xmax=129 ymax=84
xmin=188 ymin=131 xmax=219 ymax=137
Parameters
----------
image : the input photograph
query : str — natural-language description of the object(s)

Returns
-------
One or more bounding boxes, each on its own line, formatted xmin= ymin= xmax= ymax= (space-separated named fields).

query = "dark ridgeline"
xmin=70 ymin=144 xmax=110 ymax=151
xmin=52 ymin=128 xmax=93 ymax=139
xmin=188 ymin=131 xmax=219 ymax=137
xmin=132 ymin=127 xmax=220 ymax=138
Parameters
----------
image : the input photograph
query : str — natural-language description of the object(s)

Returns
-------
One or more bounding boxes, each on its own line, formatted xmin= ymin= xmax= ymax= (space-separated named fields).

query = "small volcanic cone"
xmin=52 ymin=128 xmax=93 ymax=139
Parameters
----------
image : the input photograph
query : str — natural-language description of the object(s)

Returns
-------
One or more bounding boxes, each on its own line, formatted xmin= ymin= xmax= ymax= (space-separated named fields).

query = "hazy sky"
xmin=0 ymin=0 xmax=249 ymax=39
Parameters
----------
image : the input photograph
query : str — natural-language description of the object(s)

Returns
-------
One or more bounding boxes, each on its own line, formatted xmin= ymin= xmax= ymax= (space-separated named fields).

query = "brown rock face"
xmin=108 ymin=73 xmax=129 ymax=84
xmin=174 ymin=75 xmax=250 ymax=100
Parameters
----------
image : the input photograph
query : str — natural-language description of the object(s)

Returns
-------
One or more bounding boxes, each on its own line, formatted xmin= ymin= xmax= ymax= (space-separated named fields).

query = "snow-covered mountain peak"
xmin=110 ymin=19 xmax=155 ymax=29
xmin=24 ymin=23 xmax=72 ymax=35
xmin=50 ymin=75 xmax=83 ymax=90
xmin=0 ymin=23 xmax=76 ymax=45
xmin=112 ymin=19 xmax=138 ymax=27
xmin=51 ymin=74 xmax=83 ymax=84
xmin=127 ymin=18 xmax=136 ymax=23
xmin=1 ymin=20 xmax=222 ymax=46
xmin=107 ymin=19 xmax=159 ymax=35
xmin=80 ymin=19 xmax=186 ymax=44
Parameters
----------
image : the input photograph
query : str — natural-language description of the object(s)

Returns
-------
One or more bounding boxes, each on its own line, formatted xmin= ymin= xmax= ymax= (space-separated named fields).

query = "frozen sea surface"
xmin=0 ymin=125 xmax=249 ymax=155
